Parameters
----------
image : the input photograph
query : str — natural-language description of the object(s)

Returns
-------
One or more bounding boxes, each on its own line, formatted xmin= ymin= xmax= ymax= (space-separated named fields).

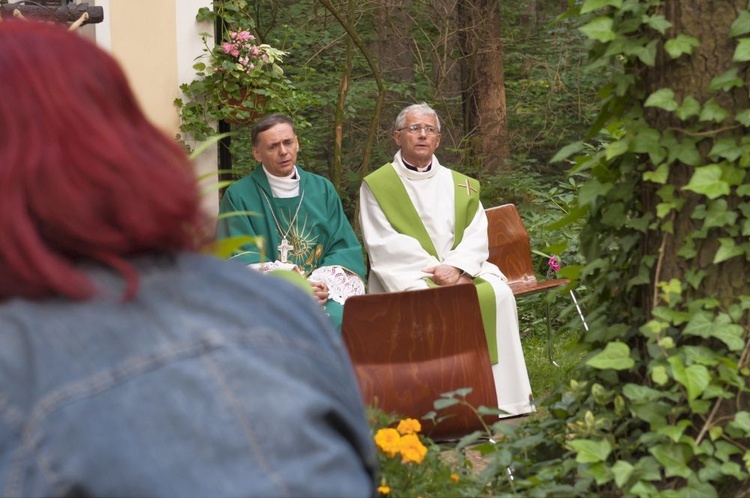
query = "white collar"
xmin=262 ymin=165 xmax=300 ymax=198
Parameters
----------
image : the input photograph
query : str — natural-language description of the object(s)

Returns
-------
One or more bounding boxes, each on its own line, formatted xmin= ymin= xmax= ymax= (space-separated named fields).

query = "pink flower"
xmin=548 ymin=255 xmax=561 ymax=272
xmin=221 ymin=42 xmax=234 ymax=54
xmin=237 ymin=30 xmax=253 ymax=41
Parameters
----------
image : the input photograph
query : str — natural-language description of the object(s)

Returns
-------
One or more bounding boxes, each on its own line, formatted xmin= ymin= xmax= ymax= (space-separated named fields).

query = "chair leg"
xmin=569 ymin=289 xmax=589 ymax=332
xmin=546 ymin=289 xmax=589 ymax=367
xmin=545 ymin=299 xmax=559 ymax=367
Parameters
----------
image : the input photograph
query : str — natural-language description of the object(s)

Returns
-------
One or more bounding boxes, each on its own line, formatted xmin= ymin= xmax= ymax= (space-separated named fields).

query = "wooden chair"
xmin=485 ymin=203 xmax=572 ymax=364
xmin=341 ymin=285 xmax=498 ymax=441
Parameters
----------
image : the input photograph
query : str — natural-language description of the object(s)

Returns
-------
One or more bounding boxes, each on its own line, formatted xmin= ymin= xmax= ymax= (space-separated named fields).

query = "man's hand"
xmin=423 ymin=264 xmax=472 ymax=286
xmin=309 ymin=280 xmax=329 ymax=304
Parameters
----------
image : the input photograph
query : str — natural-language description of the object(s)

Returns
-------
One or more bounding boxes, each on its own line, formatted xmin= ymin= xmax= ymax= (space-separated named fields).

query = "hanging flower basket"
xmin=176 ymin=28 xmax=291 ymax=140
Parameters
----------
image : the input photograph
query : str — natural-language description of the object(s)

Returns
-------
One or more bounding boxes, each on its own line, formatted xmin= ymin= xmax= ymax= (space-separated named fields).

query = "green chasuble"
xmin=363 ymin=163 xmax=498 ymax=363
xmin=217 ymin=166 xmax=366 ymax=330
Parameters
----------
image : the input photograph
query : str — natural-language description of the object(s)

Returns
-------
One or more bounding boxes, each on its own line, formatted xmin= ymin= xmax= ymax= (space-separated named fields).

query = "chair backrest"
xmin=341 ymin=285 xmax=497 ymax=441
xmin=486 ymin=204 xmax=538 ymax=282
xmin=485 ymin=203 xmax=570 ymax=296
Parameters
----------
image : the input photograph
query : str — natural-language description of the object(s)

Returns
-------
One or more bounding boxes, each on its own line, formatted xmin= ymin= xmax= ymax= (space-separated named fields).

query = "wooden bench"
xmin=341 ymin=284 xmax=497 ymax=441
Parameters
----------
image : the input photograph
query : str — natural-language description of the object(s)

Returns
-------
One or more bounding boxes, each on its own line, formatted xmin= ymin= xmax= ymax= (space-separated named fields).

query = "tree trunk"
xmin=640 ymin=0 xmax=750 ymax=313
xmin=458 ymin=0 xmax=510 ymax=172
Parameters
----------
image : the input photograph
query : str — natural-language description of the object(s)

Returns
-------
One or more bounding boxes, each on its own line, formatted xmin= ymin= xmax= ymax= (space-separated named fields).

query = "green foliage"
xmin=473 ymin=0 xmax=750 ymax=496
xmin=175 ymin=0 xmax=314 ymax=146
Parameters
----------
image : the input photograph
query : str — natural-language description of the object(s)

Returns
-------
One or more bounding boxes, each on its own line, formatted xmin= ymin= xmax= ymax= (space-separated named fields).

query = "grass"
xmin=517 ymin=292 xmax=586 ymax=406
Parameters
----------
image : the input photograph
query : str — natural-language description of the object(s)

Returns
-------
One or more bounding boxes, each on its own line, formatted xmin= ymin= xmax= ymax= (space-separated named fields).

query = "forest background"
xmin=179 ymin=0 xmax=750 ymax=496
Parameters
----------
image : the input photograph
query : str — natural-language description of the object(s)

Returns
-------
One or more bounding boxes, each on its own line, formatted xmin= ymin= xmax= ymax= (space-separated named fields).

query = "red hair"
xmin=0 ymin=20 xmax=207 ymax=301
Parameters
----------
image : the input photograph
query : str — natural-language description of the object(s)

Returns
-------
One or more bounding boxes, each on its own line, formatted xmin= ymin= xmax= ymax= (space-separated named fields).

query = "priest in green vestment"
xmin=217 ymin=114 xmax=366 ymax=330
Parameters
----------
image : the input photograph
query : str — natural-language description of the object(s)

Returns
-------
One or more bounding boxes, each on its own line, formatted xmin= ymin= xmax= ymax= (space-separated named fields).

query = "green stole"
xmin=363 ymin=163 xmax=498 ymax=364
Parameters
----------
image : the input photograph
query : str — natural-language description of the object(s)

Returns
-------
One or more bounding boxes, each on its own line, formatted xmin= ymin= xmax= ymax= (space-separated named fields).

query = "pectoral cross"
xmin=457 ymin=180 xmax=477 ymax=196
xmin=278 ymin=238 xmax=293 ymax=263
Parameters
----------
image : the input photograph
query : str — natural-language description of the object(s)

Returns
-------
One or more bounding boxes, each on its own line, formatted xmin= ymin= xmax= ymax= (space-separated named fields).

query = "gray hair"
xmin=251 ymin=114 xmax=297 ymax=145
xmin=394 ymin=103 xmax=441 ymax=132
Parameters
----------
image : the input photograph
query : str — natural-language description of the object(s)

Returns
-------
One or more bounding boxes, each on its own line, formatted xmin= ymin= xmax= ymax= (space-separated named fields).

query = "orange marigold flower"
xmin=451 ymin=473 xmax=460 ymax=483
xmin=374 ymin=428 xmax=401 ymax=458
xmin=377 ymin=485 xmax=391 ymax=495
xmin=396 ymin=418 xmax=422 ymax=435
xmin=398 ymin=434 xmax=427 ymax=464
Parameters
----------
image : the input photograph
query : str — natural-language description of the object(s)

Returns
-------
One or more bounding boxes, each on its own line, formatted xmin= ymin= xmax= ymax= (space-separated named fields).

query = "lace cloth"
xmin=247 ymin=263 xmax=364 ymax=305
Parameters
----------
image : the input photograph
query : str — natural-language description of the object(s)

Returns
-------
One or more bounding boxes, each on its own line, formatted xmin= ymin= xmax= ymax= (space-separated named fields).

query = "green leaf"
xmin=587 ymin=342 xmax=635 ymax=370
xmin=579 ymin=178 xmax=614 ymax=206
xmin=612 ymin=460 xmax=634 ymax=488
xmin=652 ymin=365 xmax=669 ymax=385
xmin=643 ymin=163 xmax=669 ymax=184
xmin=683 ymin=365 xmax=710 ymax=400
xmin=709 ymin=137 xmax=741 ymax=161
xmin=714 ymin=238 xmax=746 ymax=265
xmin=580 ymin=0 xmax=623 ymax=14
xmin=568 ymin=438 xmax=612 ymax=463
xmin=683 ymin=165 xmax=730 ymax=199
xmin=579 ymin=16 xmax=617 ymax=43
xmin=551 ymin=141 xmax=585 ymax=163
xmin=730 ymin=10 xmax=750 ymax=37
xmin=734 ymin=38 xmax=750 ymax=62
xmin=675 ymin=96 xmax=701 ymax=120
xmin=727 ymin=412 xmax=750 ymax=435
xmin=434 ymin=398 xmax=460 ymax=409
xmin=699 ymin=99 xmax=729 ymax=123
xmin=664 ymin=34 xmax=701 ymax=58
xmin=684 ymin=313 xmax=745 ymax=350
xmin=649 ymin=443 xmax=693 ymax=478
xmin=605 ymin=139 xmax=629 ymax=160
xmin=644 ymin=15 xmax=672 ymax=35
xmin=644 ymin=88 xmax=678 ymax=111
xmin=657 ymin=419 xmax=692 ymax=442
xmin=709 ymin=67 xmax=744 ymax=92
xmin=737 ymin=109 xmax=750 ymax=127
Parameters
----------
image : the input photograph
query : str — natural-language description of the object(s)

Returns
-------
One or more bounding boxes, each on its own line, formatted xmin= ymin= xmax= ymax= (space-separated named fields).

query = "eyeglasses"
xmin=397 ymin=124 xmax=440 ymax=136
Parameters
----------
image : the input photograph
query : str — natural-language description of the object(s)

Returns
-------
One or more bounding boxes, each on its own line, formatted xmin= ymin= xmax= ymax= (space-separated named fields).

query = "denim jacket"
xmin=0 ymin=253 xmax=377 ymax=497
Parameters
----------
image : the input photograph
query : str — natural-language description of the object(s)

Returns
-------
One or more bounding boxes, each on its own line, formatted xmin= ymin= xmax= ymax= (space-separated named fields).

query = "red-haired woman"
xmin=0 ymin=20 xmax=375 ymax=498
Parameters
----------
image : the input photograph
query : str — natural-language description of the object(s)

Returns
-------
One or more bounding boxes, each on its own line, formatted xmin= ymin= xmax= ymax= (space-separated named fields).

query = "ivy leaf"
xmin=684 ymin=312 xmax=745 ymax=350
xmin=612 ymin=460 xmax=634 ymax=488
xmin=580 ymin=0 xmax=623 ymax=14
xmin=644 ymin=88 xmax=678 ymax=111
xmin=649 ymin=443 xmax=693 ymax=478
xmin=568 ymin=438 xmax=612 ymax=463
xmin=668 ymin=138 xmax=701 ymax=166
xmin=709 ymin=67 xmax=744 ymax=92
xmin=675 ymin=96 xmax=701 ymax=120
xmin=579 ymin=16 xmax=617 ymax=43
xmin=657 ymin=419 xmax=692 ymax=442
xmin=664 ymin=34 xmax=701 ymax=58
xmin=734 ymin=38 xmax=750 ymax=62
xmin=605 ymin=139 xmax=629 ymax=160
xmin=699 ymin=99 xmax=729 ymax=123
xmin=578 ymin=178 xmax=613 ymax=206
xmin=735 ymin=110 xmax=750 ymax=128
xmin=730 ymin=10 xmax=750 ymax=37
xmin=700 ymin=199 xmax=738 ymax=230
xmin=644 ymin=15 xmax=672 ymax=35
xmin=587 ymin=342 xmax=634 ymax=370
xmin=709 ymin=137 xmax=741 ymax=161
xmin=643 ymin=163 xmax=669 ymax=184
xmin=683 ymin=165 xmax=730 ymax=199
xmin=637 ymin=39 xmax=659 ymax=66
xmin=727 ymin=412 xmax=750 ymax=436
xmin=714 ymin=238 xmax=745 ymax=265
xmin=651 ymin=365 xmax=669 ymax=385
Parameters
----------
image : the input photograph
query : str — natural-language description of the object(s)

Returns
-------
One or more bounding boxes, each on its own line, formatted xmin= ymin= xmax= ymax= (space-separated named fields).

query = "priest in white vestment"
xmin=358 ymin=103 xmax=534 ymax=417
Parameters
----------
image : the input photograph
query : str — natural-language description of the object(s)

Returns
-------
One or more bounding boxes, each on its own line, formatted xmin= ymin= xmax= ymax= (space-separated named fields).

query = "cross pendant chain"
xmin=278 ymin=238 xmax=293 ymax=263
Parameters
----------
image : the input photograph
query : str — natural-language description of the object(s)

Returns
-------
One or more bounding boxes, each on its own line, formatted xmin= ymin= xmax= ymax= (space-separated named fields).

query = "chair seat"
xmin=508 ymin=277 xmax=570 ymax=297
xmin=341 ymin=285 xmax=498 ymax=441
